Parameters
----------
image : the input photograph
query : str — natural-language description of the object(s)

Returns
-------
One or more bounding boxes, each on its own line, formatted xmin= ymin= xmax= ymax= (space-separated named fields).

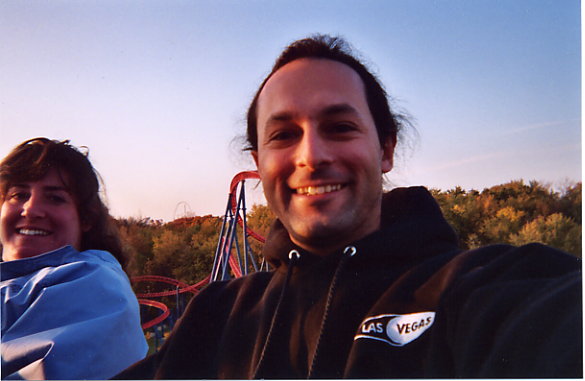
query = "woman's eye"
xmin=47 ymin=194 xmax=67 ymax=204
xmin=8 ymin=191 xmax=29 ymax=202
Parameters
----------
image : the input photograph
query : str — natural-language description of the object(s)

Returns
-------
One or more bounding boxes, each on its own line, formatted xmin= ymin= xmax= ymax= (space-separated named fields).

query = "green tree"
xmin=432 ymin=180 xmax=580 ymax=256
xmin=559 ymin=182 xmax=582 ymax=224
xmin=117 ymin=217 xmax=160 ymax=277
xmin=510 ymin=213 xmax=581 ymax=257
xmin=247 ymin=204 xmax=275 ymax=238
xmin=478 ymin=206 xmax=526 ymax=244
xmin=245 ymin=204 xmax=275 ymax=268
xmin=146 ymin=229 xmax=191 ymax=280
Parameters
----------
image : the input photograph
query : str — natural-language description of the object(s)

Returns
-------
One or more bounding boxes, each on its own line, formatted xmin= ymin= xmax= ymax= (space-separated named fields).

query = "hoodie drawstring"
xmin=253 ymin=249 xmax=300 ymax=378
xmin=253 ymin=246 xmax=357 ymax=379
xmin=307 ymin=246 xmax=356 ymax=378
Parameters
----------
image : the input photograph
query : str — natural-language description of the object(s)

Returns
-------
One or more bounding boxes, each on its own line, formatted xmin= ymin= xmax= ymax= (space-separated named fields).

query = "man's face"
xmin=253 ymin=58 xmax=393 ymax=255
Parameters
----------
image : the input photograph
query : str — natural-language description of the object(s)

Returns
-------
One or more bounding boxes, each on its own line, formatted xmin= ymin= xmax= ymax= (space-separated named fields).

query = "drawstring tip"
xmin=288 ymin=249 xmax=301 ymax=262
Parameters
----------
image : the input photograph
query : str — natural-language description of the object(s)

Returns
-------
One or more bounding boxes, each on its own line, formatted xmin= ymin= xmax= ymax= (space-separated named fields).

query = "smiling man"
xmin=252 ymin=57 xmax=393 ymax=255
xmin=116 ymin=35 xmax=581 ymax=379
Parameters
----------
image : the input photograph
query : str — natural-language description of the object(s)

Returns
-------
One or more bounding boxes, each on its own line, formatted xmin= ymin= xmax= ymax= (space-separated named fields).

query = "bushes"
xmin=432 ymin=180 xmax=581 ymax=257
xmin=119 ymin=179 xmax=581 ymax=286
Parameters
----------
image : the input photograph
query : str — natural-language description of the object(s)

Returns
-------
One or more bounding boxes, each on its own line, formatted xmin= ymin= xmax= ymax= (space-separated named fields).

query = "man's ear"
xmin=251 ymin=151 xmax=259 ymax=168
xmin=381 ymin=139 xmax=395 ymax=174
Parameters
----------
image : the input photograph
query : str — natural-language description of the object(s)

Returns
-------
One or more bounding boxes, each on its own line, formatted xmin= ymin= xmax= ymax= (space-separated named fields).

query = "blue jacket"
xmin=1 ymin=246 xmax=147 ymax=380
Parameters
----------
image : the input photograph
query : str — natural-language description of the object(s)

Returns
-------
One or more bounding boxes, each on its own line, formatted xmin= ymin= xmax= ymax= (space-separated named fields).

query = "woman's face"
xmin=0 ymin=169 xmax=83 ymax=261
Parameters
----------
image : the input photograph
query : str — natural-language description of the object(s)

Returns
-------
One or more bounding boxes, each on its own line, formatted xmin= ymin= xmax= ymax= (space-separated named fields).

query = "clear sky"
xmin=0 ymin=0 xmax=580 ymax=221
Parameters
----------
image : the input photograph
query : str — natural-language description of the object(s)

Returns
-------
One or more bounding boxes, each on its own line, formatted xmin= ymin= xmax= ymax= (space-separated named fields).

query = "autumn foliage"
xmin=118 ymin=180 xmax=581 ymax=290
xmin=431 ymin=180 xmax=581 ymax=255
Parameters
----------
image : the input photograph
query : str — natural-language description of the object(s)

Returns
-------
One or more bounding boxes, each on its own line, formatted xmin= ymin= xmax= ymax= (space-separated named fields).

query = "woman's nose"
xmin=21 ymin=195 xmax=45 ymax=219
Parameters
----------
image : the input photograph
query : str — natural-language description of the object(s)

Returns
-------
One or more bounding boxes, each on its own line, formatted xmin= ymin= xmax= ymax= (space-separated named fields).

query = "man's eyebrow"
xmin=266 ymin=111 xmax=296 ymax=124
xmin=319 ymin=103 xmax=360 ymax=117
xmin=266 ymin=104 xmax=360 ymax=125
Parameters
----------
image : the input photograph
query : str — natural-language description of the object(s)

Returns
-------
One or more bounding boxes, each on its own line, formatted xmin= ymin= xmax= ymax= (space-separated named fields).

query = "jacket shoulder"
xmin=426 ymin=243 xmax=582 ymax=378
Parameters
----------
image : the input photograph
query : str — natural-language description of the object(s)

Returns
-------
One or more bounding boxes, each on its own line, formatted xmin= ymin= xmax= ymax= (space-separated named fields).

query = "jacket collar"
xmin=263 ymin=186 xmax=459 ymax=269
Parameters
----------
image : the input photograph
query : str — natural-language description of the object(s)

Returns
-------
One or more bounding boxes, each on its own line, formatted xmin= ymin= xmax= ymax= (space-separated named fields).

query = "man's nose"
xmin=295 ymin=128 xmax=333 ymax=170
xmin=21 ymin=195 xmax=45 ymax=219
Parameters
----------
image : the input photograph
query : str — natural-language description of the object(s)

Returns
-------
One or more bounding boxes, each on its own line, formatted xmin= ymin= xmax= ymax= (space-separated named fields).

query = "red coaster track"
xmin=133 ymin=275 xmax=210 ymax=329
xmin=229 ymin=171 xmax=265 ymax=243
xmin=134 ymin=171 xmax=266 ymax=330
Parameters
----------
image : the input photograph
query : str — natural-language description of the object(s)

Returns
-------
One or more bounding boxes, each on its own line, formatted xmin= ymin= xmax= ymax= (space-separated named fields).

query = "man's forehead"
xmin=262 ymin=58 xmax=364 ymax=93
xmin=257 ymin=58 xmax=369 ymax=120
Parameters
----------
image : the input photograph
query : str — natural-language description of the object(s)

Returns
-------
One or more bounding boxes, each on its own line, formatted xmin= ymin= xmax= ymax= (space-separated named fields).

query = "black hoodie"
xmin=116 ymin=187 xmax=582 ymax=379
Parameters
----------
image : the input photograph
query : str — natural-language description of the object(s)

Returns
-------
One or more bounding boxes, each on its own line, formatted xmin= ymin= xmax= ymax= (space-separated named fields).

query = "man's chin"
xmin=287 ymin=219 xmax=352 ymax=253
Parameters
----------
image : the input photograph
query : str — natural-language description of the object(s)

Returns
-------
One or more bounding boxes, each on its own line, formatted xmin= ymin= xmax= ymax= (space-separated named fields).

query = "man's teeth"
xmin=296 ymin=184 xmax=343 ymax=196
xmin=18 ymin=228 xmax=49 ymax=236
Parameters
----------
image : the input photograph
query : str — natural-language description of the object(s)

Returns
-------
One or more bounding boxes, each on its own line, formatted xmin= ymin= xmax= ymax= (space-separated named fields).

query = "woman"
xmin=1 ymin=138 xmax=147 ymax=380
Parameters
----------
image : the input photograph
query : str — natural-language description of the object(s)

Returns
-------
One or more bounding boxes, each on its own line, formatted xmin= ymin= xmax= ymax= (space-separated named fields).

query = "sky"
xmin=0 ymin=0 xmax=581 ymax=221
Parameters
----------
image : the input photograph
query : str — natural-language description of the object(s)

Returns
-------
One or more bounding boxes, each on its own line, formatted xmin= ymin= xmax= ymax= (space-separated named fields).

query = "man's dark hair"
xmin=0 ymin=137 xmax=129 ymax=271
xmin=245 ymin=34 xmax=404 ymax=151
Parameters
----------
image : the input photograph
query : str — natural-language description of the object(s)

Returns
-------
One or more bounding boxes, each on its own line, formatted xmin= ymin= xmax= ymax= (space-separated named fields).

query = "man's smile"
xmin=294 ymin=184 xmax=345 ymax=196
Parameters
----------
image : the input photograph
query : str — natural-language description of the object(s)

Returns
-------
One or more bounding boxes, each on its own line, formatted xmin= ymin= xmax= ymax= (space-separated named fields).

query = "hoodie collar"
xmin=263 ymin=186 xmax=459 ymax=269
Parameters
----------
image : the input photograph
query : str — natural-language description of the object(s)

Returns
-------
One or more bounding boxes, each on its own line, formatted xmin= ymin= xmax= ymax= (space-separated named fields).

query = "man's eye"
xmin=269 ymin=130 xmax=298 ymax=142
xmin=332 ymin=123 xmax=356 ymax=132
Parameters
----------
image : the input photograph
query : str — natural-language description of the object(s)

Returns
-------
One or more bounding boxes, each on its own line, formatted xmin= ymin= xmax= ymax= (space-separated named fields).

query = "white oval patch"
xmin=385 ymin=312 xmax=435 ymax=346
xmin=355 ymin=311 xmax=436 ymax=347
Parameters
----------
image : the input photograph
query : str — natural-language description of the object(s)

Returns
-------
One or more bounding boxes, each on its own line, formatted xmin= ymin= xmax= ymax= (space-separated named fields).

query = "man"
xmin=117 ymin=35 xmax=581 ymax=379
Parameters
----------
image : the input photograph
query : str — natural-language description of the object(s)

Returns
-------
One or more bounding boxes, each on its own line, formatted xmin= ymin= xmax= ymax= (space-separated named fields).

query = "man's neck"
xmin=289 ymin=224 xmax=382 ymax=257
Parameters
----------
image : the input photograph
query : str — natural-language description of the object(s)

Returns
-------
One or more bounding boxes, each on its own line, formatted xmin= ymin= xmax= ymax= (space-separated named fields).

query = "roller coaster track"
xmin=133 ymin=275 xmax=210 ymax=298
xmin=137 ymin=299 xmax=170 ymax=330
xmin=211 ymin=171 xmax=267 ymax=281
xmin=134 ymin=171 xmax=266 ymax=330
xmin=228 ymin=171 xmax=265 ymax=243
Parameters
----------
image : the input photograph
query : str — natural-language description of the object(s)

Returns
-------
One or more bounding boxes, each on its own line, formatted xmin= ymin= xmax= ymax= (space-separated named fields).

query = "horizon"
xmin=122 ymin=178 xmax=580 ymax=222
xmin=1 ymin=0 xmax=580 ymax=221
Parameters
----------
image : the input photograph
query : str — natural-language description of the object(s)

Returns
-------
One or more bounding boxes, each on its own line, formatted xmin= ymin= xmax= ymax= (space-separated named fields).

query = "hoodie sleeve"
xmin=1 ymin=258 xmax=148 ymax=380
xmin=425 ymin=243 xmax=582 ymax=378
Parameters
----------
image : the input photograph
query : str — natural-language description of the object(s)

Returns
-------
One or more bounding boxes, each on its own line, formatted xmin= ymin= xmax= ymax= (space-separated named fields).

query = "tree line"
xmin=119 ymin=180 xmax=581 ymax=289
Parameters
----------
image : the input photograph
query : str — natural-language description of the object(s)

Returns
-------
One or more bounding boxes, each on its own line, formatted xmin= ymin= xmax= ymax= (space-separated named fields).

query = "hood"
xmin=262 ymin=186 xmax=459 ymax=269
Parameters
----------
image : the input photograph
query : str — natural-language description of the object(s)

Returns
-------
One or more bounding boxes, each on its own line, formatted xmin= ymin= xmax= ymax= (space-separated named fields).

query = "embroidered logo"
xmin=354 ymin=312 xmax=436 ymax=346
